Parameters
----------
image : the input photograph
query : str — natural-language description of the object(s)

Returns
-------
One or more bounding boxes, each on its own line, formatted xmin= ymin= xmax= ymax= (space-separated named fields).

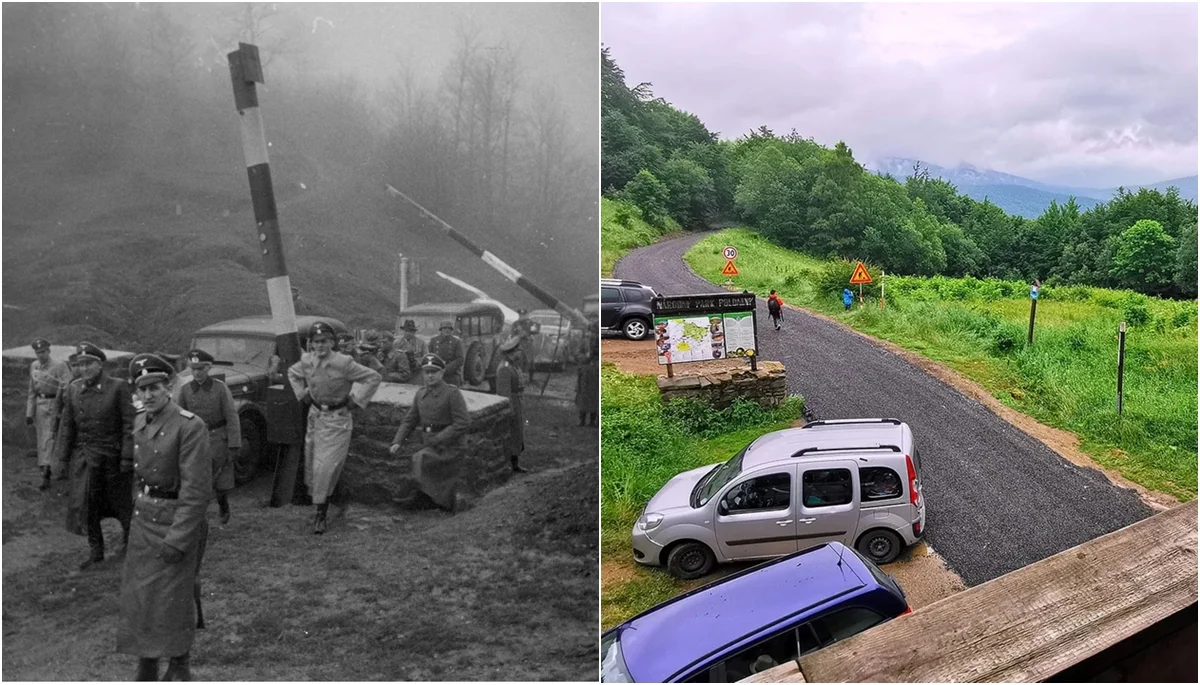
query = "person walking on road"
xmin=389 ymin=354 xmax=471 ymax=512
xmin=287 ymin=321 xmax=382 ymax=534
xmin=55 ymin=342 xmax=135 ymax=570
xmin=494 ymin=338 xmax=528 ymax=473
xmin=766 ymin=290 xmax=785 ymax=331
xmin=26 ymin=338 xmax=73 ymax=490
xmin=843 ymin=288 xmax=854 ymax=311
xmin=118 ymin=353 xmax=212 ymax=682
xmin=177 ymin=349 xmax=241 ymax=526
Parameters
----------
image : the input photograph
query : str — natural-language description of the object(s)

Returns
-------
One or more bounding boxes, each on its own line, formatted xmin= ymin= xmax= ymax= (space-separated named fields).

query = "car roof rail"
xmin=802 ymin=418 xmax=902 ymax=428
xmin=792 ymin=444 xmax=902 ymax=457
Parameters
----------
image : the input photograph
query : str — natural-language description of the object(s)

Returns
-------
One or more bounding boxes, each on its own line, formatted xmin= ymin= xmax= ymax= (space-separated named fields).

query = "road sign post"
xmin=1028 ymin=280 xmax=1040 ymax=345
xmin=849 ymin=262 xmax=872 ymax=307
xmin=1116 ymin=321 xmax=1126 ymax=416
xmin=722 ymin=245 xmax=739 ymax=285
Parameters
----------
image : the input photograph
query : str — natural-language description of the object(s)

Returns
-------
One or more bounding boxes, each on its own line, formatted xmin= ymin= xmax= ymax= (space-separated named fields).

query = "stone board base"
xmin=656 ymin=361 xmax=786 ymax=409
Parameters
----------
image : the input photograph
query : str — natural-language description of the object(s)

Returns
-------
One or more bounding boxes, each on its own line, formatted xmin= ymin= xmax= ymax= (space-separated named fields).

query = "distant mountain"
xmin=866 ymin=157 xmax=1197 ymax=219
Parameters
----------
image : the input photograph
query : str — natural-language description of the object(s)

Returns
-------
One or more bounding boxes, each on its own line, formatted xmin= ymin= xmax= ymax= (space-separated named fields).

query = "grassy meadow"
xmin=687 ymin=229 xmax=1198 ymax=501
xmin=600 ymin=197 xmax=679 ymax=276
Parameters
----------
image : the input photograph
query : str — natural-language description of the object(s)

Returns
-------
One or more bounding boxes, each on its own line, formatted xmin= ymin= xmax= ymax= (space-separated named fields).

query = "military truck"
xmin=396 ymin=302 xmax=506 ymax=390
xmin=183 ymin=314 xmax=349 ymax=485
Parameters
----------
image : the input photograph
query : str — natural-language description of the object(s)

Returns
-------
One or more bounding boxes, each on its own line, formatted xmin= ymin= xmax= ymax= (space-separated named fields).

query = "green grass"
xmin=600 ymin=196 xmax=679 ymax=276
xmin=686 ymin=230 xmax=1198 ymax=501
xmin=600 ymin=364 xmax=804 ymax=628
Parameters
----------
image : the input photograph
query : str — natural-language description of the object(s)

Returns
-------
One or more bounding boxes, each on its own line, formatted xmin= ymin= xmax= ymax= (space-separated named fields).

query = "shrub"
xmin=1121 ymin=297 xmax=1151 ymax=327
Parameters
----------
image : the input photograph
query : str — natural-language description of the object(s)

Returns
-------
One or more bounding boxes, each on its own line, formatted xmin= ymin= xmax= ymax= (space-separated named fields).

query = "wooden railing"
xmin=744 ymin=501 xmax=1197 ymax=683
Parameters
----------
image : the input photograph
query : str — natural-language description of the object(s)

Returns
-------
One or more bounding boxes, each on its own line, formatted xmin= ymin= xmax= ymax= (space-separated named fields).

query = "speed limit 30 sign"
xmin=723 ymin=245 xmax=738 ymax=261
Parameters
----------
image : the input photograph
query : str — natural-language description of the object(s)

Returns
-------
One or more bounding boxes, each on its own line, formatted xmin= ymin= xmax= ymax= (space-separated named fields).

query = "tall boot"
xmin=162 ymin=652 xmax=191 ymax=681
xmin=134 ymin=658 xmax=159 ymax=681
xmin=217 ymin=493 xmax=231 ymax=526
xmin=313 ymin=503 xmax=328 ymax=535
xmin=39 ymin=466 xmax=51 ymax=491
xmin=578 ymin=412 xmax=586 ymax=427
xmin=510 ymin=455 xmax=527 ymax=474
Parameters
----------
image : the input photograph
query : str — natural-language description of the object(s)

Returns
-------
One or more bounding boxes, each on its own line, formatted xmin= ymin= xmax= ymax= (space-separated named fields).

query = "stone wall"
xmin=656 ymin=361 xmax=787 ymax=409
xmin=340 ymin=383 xmax=517 ymax=506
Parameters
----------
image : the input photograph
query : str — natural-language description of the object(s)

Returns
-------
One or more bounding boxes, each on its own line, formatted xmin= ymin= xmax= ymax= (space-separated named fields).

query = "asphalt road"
xmin=615 ymin=232 xmax=1155 ymax=586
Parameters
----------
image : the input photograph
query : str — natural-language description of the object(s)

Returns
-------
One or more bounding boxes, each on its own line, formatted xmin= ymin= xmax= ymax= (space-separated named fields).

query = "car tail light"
xmin=906 ymin=454 xmax=920 ymax=507
xmin=901 ymin=606 xmax=913 ymax=615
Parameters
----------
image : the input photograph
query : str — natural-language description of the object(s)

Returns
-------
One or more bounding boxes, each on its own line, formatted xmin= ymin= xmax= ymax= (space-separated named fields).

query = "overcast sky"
xmin=602 ymin=2 xmax=1197 ymax=188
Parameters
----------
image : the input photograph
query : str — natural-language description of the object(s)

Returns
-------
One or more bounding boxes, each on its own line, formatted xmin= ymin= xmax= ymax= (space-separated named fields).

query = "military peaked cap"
xmin=31 ymin=338 xmax=50 ymax=352
xmin=187 ymin=349 xmax=215 ymax=366
xmin=129 ymin=353 xmax=174 ymax=387
xmin=308 ymin=321 xmax=336 ymax=340
xmin=420 ymin=354 xmax=446 ymax=370
xmin=75 ymin=342 xmax=106 ymax=363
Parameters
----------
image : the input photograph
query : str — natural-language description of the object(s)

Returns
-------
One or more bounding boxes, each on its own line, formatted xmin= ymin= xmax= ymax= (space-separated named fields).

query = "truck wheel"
xmin=234 ymin=416 xmax=265 ymax=486
xmin=666 ymin=541 xmax=716 ymax=580
xmin=464 ymin=343 xmax=485 ymax=386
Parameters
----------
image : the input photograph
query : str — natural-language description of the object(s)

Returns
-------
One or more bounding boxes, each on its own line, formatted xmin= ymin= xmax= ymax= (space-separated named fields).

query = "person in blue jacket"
xmin=843 ymin=288 xmax=854 ymax=311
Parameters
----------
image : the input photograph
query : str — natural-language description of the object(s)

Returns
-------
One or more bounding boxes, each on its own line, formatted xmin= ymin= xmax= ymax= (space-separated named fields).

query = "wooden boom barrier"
xmin=744 ymin=500 xmax=1197 ymax=683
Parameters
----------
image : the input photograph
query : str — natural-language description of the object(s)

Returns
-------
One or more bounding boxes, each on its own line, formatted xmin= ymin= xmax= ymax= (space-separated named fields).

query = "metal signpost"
xmin=1028 ymin=280 xmax=1041 ymax=345
xmin=651 ymin=292 xmax=759 ymax=377
xmin=722 ymin=245 xmax=739 ymax=284
xmin=850 ymin=261 xmax=872 ymax=305
xmin=1116 ymin=321 xmax=1127 ymax=416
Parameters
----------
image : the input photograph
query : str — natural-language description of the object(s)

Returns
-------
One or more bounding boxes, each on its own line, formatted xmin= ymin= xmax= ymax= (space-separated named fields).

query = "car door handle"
xmin=776 ymin=520 xmax=793 ymax=526
xmin=798 ymin=518 xmax=817 ymax=524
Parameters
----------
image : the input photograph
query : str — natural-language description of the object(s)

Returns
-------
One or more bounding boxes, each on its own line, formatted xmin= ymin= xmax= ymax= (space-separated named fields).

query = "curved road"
xmin=615 ymin=232 xmax=1154 ymax=586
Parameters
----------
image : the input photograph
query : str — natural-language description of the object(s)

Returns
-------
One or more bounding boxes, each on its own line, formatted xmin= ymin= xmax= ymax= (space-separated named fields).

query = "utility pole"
xmin=228 ymin=42 xmax=305 ymax=508
xmin=398 ymin=254 xmax=410 ymax=313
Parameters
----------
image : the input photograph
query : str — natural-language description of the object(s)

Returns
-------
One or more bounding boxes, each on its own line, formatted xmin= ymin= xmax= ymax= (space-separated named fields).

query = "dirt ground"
xmin=600 ymin=336 xmax=968 ymax=610
xmin=2 ymin=398 xmax=597 ymax=681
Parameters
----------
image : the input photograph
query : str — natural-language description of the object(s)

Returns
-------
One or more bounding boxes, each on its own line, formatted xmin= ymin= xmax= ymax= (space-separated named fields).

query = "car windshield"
xmin=191 ymin=336 xmax=275 ymax=366
xmin=692 ymin=445 xmax=749 ymax=507
xmin=600 ymin=632 xmax=633 ymax=682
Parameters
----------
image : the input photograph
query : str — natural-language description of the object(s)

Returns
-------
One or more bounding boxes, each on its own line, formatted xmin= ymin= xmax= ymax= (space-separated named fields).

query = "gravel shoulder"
xmin=614 ymin=233 xmax=1155 ymax=587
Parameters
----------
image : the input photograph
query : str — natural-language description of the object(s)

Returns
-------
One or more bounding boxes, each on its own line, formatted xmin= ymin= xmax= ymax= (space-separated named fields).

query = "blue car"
xmin=601 ymin=542 xmax=910 ymax=682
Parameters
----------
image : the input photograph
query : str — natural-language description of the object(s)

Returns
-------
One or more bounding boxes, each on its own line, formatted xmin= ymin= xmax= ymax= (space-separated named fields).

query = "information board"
xmin=651 ymin=292 xmax=759 ymax=365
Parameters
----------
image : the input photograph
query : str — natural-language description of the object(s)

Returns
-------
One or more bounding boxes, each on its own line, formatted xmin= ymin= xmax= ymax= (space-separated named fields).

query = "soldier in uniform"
xmin=118 ymin=354 xmax=212 ymax=682
xmin=26 ymin=338 xmax=73 ymax=490
xmin=494 ymin=338 xmax=528 ymax=473
xmin=353 ymin=341 xmax=385 ymax=375
xmin=55 ymin=342 xmax=135 ymax=569
xmin=389 ymin=354 xmax=471 ymax=511
xmin=287 ymin=321 xmax=382 ymax=534
xmin=428 ymin=321 xmax=466 ymax=386
xmin=336 ymin=332 xmax=356 ymax=356
xmin=376 ymin=330 xmax=396 ymax=365
xmin=575 ymin=342 xmax=599 ymax=427
xmin=177 ymin=349 xmax=241 ymax=526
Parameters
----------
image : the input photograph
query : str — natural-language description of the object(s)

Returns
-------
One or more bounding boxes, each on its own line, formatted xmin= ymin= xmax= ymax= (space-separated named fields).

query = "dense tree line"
xmin=602 ymin=47 xmax=1197 ymax=298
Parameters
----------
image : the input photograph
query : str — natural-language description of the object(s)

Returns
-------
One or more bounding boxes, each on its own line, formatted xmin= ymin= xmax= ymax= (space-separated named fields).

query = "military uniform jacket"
xmin=427 ymin=334 xmax=466 ymax=378
xmin=495 ymin=360 xmax=525 ymax=455
xmin=177 ymin=377 xmax=241 ymax=449
xmin=392 ymin=381 xmax=470 ymax=447
xmin=26 ymin=358 xmax=73 ymax=418
xmin=132 ymin=402 xmax=212 ymax=553
xmin=55 ymin=374 xmax=134 ymax=467
xmin=393 ymin=336 xmax=428 ymax=360
xmin=287 ymin=351 xmax=382 ymax=409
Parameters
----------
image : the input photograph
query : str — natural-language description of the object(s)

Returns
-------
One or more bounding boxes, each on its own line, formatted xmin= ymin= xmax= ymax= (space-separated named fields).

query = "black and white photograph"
xmin=2 ymin=2 xmax=599 ymax=680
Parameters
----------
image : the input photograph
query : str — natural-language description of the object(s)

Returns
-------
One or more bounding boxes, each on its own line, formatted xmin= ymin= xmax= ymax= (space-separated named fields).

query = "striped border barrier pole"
xmin=385 ymin=184 xmax=590 ymax=329
xmin=228 ymin=43 xmax=305 ymax=508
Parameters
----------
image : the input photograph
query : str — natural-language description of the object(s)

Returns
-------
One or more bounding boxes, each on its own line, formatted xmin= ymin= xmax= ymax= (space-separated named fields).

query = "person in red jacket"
xmin=767 ymin=290 xmax=785 ymax=331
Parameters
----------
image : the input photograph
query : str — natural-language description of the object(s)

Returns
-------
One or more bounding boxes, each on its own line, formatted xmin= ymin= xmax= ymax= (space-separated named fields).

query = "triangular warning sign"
xmin=722 ymin=260 xmax=739 ymax=276
xmin=849 ymin=262 xmax=872 ymax=284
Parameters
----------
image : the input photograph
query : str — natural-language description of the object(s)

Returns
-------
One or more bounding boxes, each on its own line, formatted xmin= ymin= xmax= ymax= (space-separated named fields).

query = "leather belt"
xmin=422 ymin=424 xmax=449 ymax=433
xmin=206 ymin=419 xmax=227 ymax=431
xmin=138 ymin=483 xmax=179 ymax=500
xmin=314 ymin=397 xmax=351 ymax=412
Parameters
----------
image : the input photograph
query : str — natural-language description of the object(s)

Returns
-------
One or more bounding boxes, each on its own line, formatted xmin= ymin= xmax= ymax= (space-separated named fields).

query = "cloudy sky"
xmin=602 ymin=2 xmax=1197 ymax=188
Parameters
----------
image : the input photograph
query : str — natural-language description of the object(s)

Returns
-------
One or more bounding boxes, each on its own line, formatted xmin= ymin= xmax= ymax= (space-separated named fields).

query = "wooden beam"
xmin=741 ymin=660 xmax=805 ymax=683
xmin=791 ymin=501 xmax=1197 ymax=683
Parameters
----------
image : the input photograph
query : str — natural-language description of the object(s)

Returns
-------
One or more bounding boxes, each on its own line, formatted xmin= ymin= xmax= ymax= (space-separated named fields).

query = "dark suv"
xmin=601 ymin=278 xmax=658 ymax=340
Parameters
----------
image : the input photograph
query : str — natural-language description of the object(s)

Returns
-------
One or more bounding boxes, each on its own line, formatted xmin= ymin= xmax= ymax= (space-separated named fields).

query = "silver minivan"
xmin=631 ymin=418 xmax=926 ymax=579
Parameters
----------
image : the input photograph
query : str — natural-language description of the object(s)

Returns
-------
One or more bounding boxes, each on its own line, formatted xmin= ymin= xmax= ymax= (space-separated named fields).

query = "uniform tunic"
xmin=177 ymin=377 xmax=242 ymax=494
xmin=26 ymin=358 xmax=73 ymax=467
xmin=55 ymin=374 xmax=135 ymax=540
xmin=117 ymin=402 xmax=212 ymax=659
xmin=392 ymin=381 xmax=470 ymax=510
xmin=494 ymin=360 xmax=525 ymax=457
xmin=287 ymin=351 xmax=381 ymax=504
xmin=427 ymin=334 xmax=466 ymax=386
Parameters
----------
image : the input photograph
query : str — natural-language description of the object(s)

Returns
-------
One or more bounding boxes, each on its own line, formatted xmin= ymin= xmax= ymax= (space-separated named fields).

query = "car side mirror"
xmin=717 ymin=500 xmax=729 ymax=516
